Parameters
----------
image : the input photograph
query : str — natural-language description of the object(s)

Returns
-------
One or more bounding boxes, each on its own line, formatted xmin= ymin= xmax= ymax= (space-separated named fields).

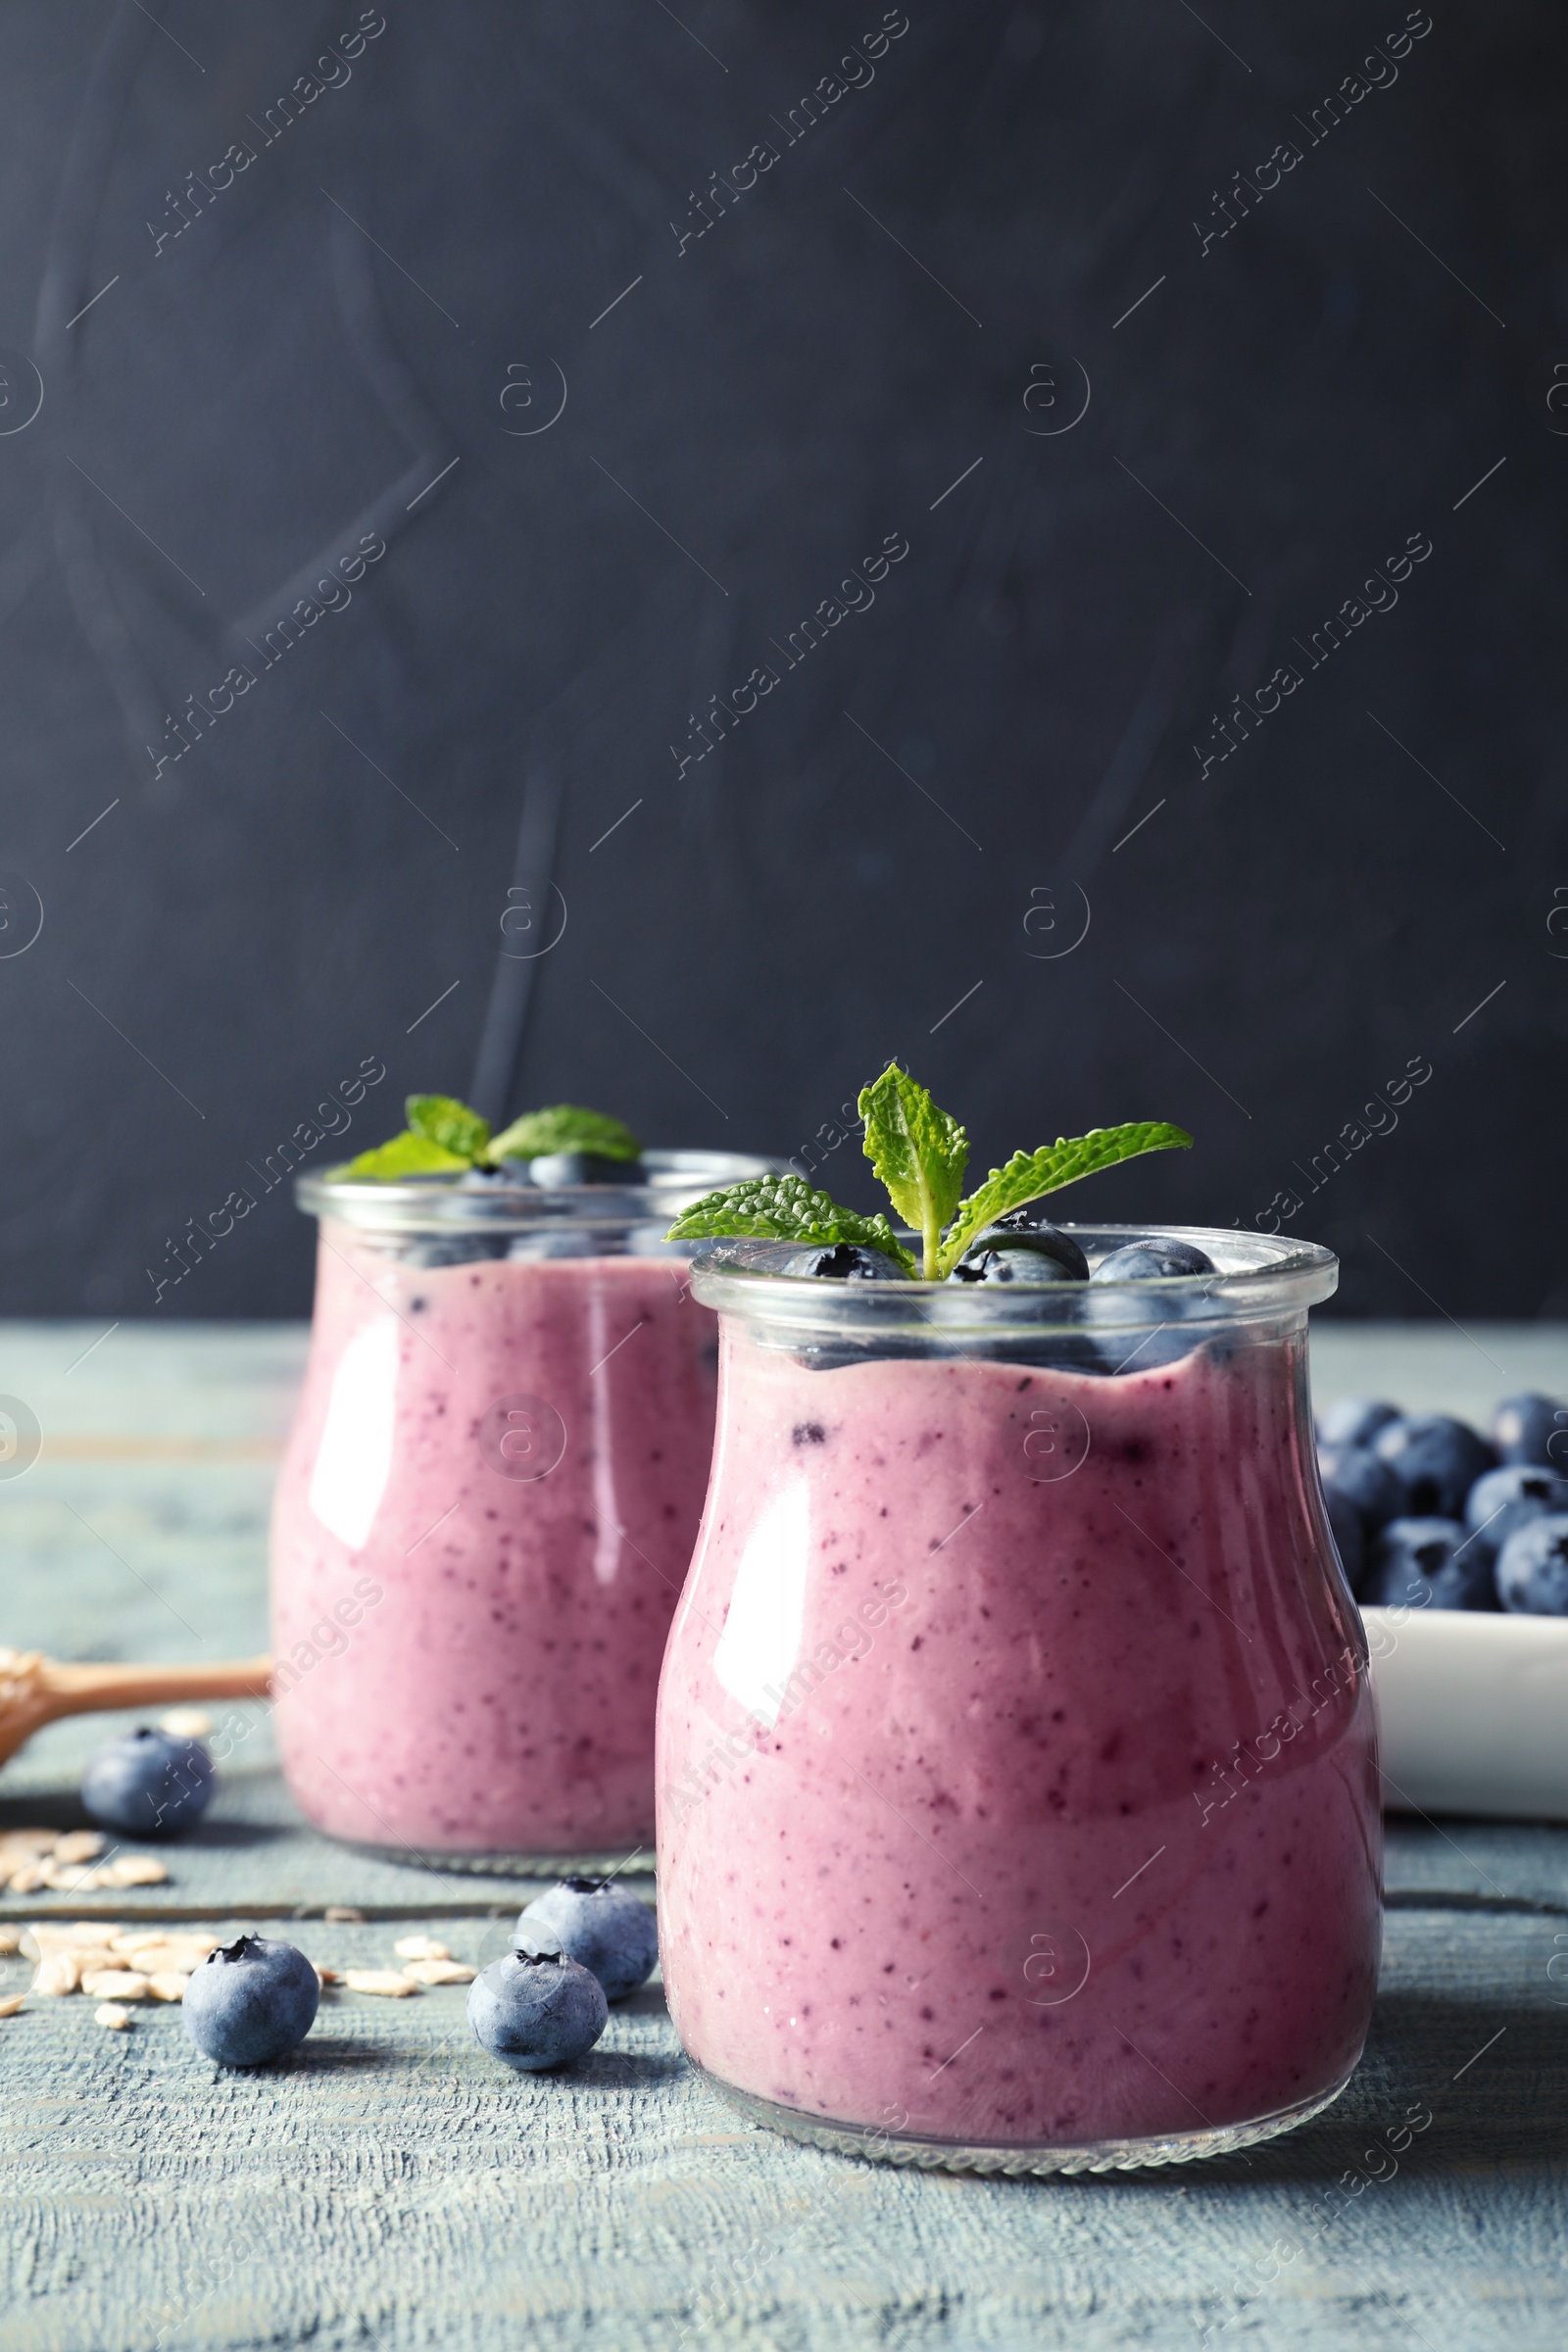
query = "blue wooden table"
xmin=2 ymin=1321 xmax=1566 ymax=2351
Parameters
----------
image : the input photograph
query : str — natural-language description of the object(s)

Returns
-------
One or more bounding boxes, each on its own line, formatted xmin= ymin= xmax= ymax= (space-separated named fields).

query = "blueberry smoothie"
xmin=657 ymin=1305 xmax=1381 ymax=2154
xmin=271 ymin=1227 xmax=717 ymax=1854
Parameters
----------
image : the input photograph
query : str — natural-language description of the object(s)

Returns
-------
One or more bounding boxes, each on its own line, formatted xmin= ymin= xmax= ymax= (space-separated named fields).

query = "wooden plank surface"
xmin=1 ymin=1901 xmax=1563 ymax=2352
xmin=2 ymin=1322 xmax=1567 ymax=2351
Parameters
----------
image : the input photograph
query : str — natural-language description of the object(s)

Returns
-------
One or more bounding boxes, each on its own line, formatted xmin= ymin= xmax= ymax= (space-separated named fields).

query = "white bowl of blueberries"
xmin=1325 ymin=1392 xmax=1568 ymax=1819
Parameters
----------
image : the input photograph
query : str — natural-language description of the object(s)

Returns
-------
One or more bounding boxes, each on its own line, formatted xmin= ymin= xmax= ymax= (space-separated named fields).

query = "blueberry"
xmin=528 ymin=1152 xmax=644 ymax=1188
xmin=1318 ymin=1445 xmax=1405 ymax=1533
xmin=1492 ymin=1394 xmax=1568 ymax=1469
xmin=1464 ymin=1462 xmax=1568 ymax=1539
xmin=399 ymin=1238 xmax=510 ymax=1265
xmin=1494 ymin=1513 xmax=1568 ymax=1614
xmin=781 ymin=1243 xmax=907 ymax=1281
xmin=1359 ymin=1518 xmax=1496 ymax=1611
xmin=467 ymin=1948 xmax=608 ymax=2071
xmin=80 ymin=1726 xmax=214 ymax=1839
xmin=1091 ymin=1238 xmax=1215 ymax=1281
xmin=956 ymin=1223 xmax=1088 ymax=1282
xmin=1323 ymin=1485 xmax=1364 ymax=1591
xmin=1319 ymin=1396 xmax=1402 ymax=1450
xmin=1373 ymin=1415 xmax=1495 ymax=1521
xmin=987 ymin=1214 xmax=1091 ymax=1272
xmin=515 ymin=1876 xmax=660 ymax=1999
xmin=951 ymin=1246 xmax=1081 ymax=1287
xmin=182 ymin=1935 xmax=319 ymax=2067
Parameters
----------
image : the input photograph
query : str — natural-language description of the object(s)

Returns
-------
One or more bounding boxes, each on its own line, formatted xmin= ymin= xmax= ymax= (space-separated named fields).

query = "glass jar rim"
xmin=690 ymin=1224 xmax=1337 ymax=1335
xmin=296 ymin=1149 xmax=784 ymax=1236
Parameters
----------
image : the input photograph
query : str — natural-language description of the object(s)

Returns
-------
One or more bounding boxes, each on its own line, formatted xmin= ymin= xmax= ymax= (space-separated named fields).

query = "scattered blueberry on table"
xmin=515 ymin=1878 xmax=659 ymax=2000
xmin=1317 ymin=1392 xmax=1568 ymax=1614
xmin=467 ymin=1949 xmax=608 ymax=2072
xmin=182 ymin=1935 xmax=320 ymax=2067
xmin=80 ymin=1726 xmax=214 ymax=1838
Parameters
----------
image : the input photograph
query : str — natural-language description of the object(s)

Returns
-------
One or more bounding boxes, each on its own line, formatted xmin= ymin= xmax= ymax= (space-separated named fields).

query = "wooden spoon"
xmin=0 ymin=1648 xmax=272 ymax=1770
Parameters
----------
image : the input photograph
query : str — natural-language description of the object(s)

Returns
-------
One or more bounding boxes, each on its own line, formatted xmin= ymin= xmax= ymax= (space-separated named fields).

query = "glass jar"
xmin=656 ymin=1227 xmax=1380 ymax=2174
xmin=270 ymin=1152 xmax=776 ymax=1867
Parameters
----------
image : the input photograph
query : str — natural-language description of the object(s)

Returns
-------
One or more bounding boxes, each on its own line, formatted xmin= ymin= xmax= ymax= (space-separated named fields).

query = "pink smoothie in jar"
xmin=270 ymin=1152 xmax=774 ymax=1859
xmin=656 ymin=1229 xmax=1381 ymax=2172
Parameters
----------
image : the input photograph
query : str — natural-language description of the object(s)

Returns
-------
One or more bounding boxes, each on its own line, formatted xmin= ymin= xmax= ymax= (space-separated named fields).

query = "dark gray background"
xmin=0 ymin=0 xmax=1560 ymax=1322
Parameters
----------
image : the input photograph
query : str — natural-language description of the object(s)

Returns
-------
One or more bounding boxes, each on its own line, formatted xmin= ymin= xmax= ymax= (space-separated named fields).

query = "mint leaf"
xmin=486 ymin=1104 xmax=642 ymax=1165
xmin=407 ymin=1095 xmax=491 ymax=1161
xmin=858 ymin=1062 xmax=968 ymax=1281
xmin=333 ymin=1131 xmax=473 ymax=1180
xmin=665 ymin=1173 xmax=916 ymax=1274
xmin=937 ymin=1121 xmax=1194 ymax=1276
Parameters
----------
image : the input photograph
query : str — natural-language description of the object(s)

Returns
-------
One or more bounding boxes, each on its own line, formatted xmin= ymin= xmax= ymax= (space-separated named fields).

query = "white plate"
xmin=1363 ymin=1604 xmax=1568 ymax=1819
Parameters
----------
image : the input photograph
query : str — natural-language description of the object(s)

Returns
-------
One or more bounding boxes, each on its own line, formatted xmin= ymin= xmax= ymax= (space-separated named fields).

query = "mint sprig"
xmin=664 ymin=1061 xmax=1192 ymax=1280
xmin=338 ymin=1129 xmax=472 ymax=1180
xmin=488 ymin=1104 xmax=642 ymax=1164
xmin=664 ymin=1173 xmax=916 ymax=1274
xmin=334 ymin=1095 xmax=642 ymax=1180
xmin=409 ymin=1094 xmax=492 ymax=1161
xmin=939 ymin=1123 xmax=1195 ymax=1276
xmin=858 ymin=1063 xmax=968 ymax=1282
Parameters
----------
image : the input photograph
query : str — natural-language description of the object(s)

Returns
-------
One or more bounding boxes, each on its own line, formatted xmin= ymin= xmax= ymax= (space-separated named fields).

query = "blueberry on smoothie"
xmin=1091 ymin=1237 xmax=1215 ymax=1281
xmin=955 ymin=1222 xmax=1089 ymax=1283
xmin=182 ymin=1935 xmax=319 ymax=2067
xmin=990 ymin=1210 xmax=1092 ymax=1264
xmin=1318 ymin=1445 xmax=1404 ymax=1534
xmin=1492 ymin=1394 xmax=1568 ymax=1468
xmin=515 ymin=1878 xmax=660 ymax=1999
xmin=782 ymin=1243 xmax=907 ymax=1281
xmin=467 ymin=1949 xmax=609 ymax=2071
xmin=80 ymin=1726 xmax=214 ymax=1839
xmin=1319 ymin=1396 xmax=1401 ymax=1450
xmin=1360 ymin=1518 xmax=1495 ymax=1611
xmin=1494 ymin=1514 xmax=1568 ymax=1614
xmin=528 ymin=1152 xmax=646 ymax=1188
xmin=1373 ymin=1415 xmax=1495 ymax=1521
xmin=952 ymin=1245 xmax=1083 ymax=1286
